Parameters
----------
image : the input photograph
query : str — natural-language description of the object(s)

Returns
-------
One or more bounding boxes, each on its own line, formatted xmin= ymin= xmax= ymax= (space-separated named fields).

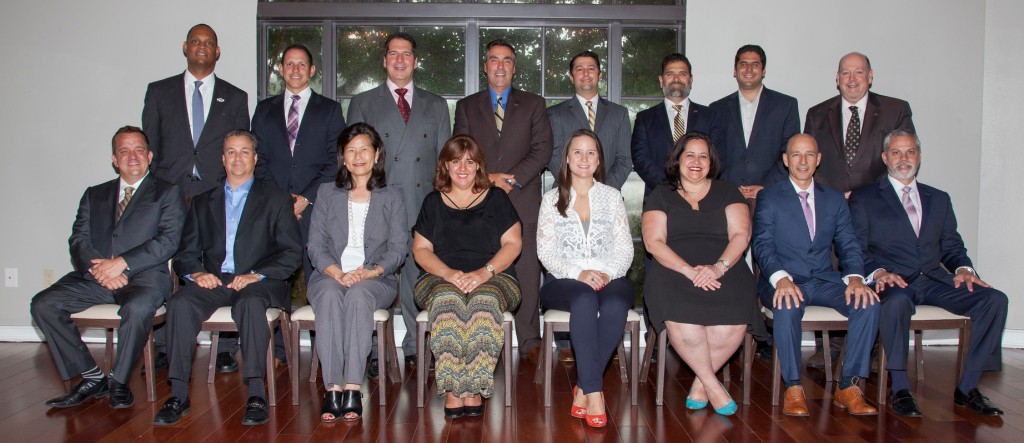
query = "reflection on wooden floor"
xmin=0 ymin=342 xmax=1021 ymax=442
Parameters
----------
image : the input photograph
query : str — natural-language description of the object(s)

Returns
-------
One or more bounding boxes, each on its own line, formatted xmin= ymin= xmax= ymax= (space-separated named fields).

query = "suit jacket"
xmin=849 ymin=179 xmax=972 ymax=287
xmin=453 ymin=88 xmax=553 ymax=224
xmin=173 ymin=180 xmax=302 ymax=307
xmin=143 ymin=73 xmax=250 ymax=197
xmin=710 ymin=87 xmax=800 ymax=187
xmin=752 ymin=179 xmax=865 ymax=297
xmin=347 ymin=83 xmax=451 ymax=229
xmin=252 ymin=91 xmax=345 ymax=208
xmin=546 ymin=97 xmax=633 ymax=189
xmin=803 ymin=92 xmax=915 ymax=193
xmin=69 ymin=176 xmax=185 ymax=291
xmin=631 ymin=100 xmax=721 ymax=195
xmin=306 ymin=183 xmax=408 ymax=285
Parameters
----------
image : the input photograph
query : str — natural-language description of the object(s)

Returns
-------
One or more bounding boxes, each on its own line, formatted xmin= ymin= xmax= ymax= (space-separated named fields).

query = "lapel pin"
xmin=216 ymin=97 xmax=225 ymax=103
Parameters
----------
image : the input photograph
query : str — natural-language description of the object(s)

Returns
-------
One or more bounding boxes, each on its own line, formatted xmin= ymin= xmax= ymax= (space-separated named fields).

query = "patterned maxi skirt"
xmin=414 ymin=273 xmax=521 ymax=398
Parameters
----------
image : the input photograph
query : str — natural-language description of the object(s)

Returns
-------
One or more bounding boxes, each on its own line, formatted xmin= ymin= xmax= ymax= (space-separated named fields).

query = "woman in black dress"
xmin=641 ymin=131 xmax=756 ymax=416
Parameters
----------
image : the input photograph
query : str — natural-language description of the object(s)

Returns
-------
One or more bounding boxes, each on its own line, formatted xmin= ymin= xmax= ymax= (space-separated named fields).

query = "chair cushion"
xmin=762 ymin=305 xmax=846 ymax=321
xmin=912 ymin=305 xmax=968 ymax=321
xmin=205 ymin=306 xmax=281 ymax=323
xmin=290 ymin=305 xmax=315 ymax=321
xmin=373 ymin=309 xmax=390 ymax=322
xmin=71 ymin=304 xmax=166 ymax=320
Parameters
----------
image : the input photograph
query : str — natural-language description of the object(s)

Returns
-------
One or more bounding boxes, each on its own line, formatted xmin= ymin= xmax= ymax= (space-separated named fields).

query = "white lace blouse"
xmin=537 ymin=182 xmax=634 ymax=280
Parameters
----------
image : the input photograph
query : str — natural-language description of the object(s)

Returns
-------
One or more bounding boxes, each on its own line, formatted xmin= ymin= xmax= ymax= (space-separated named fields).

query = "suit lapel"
xmin=234 ymin=182 xmax=264 ymax=265
xmin=115 ymin=177 xmax=153 ymax=227
xmin=208 ymin=186 xmax=228 ymax=264
xmin=172 ymin=74 xmax=193 ymax=146
xmin=748 ymin=89 xmax=771 ymax=148
xmin=197 ymin=76 xmax=228 ymax=148
xmin=394 ymin=86 xmax=423 ymax=155
xmin=827 ymin=97 xmax=845 ymax=157
xmin=917 ymin=184 xmax=933 ymax=238
xmin=879 ymin=179 xmax=920 ymax=238
xmin=651 ymin=102 xmax=672 ymax=145
xmin=783 ymin=183 xmax=815 ymax=244
xmin=810 ymin=182 xmax=828 ymax=245
xmin=477 ymin=91 xmax=500 ymax=143
xmin=267 ymin=94 xmax=288 ymax=153
xmin=569 ymin=98 xmax=589 ymax=128
xmin=860 ymin=93 xmax=882 ymax=150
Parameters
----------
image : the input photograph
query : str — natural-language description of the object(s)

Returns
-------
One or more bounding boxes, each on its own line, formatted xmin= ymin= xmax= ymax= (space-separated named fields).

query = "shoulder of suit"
xmin=509 ymin=88 xmax=545 ymax=103
xmin=213 ymin=76 xmax=246 ymax=95
xmin=709 ymin=91 xmax=739 ymax=109
xmin=413 ymin=86 xmax=446 ymax=102
xmin=598 ymin=97 xmax=628 ymax=113
xmin=869 ymin=92 xmax=910 ymax=108
xmin=254 ymin=180 xmax=294 ymax=205
xmin=762 ymin=87 xmax=799 ymax=104
xmin=808 ymin=95 xmax=841 ymax=113
xmin=636 ymin=103 xmax=663 ymax=118
xmin=148 ymin=73 xmax=183 ymax=89
xmin=457 ymin=90 xmax=489 ymax=104
xmin=690 ymin=101 xmax=710 ymax=111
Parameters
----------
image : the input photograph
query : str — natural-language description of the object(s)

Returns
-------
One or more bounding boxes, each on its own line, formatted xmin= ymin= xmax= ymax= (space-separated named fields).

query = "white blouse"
xmin=339 ymin=200 xmax=369 ymax=272
xmin=537 ymin=182 xmax=634 ymax=280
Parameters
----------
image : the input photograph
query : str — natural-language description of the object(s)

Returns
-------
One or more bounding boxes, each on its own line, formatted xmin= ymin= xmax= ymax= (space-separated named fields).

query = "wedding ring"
xmin=472 ymin=280 xmax=478 ymax=285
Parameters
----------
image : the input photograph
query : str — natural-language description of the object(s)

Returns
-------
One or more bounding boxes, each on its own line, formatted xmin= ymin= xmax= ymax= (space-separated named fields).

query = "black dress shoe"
xmin=153 ymin=397 xmax=191 ymax=426
xmin=405 ymin=354 xmax=417 ymax=366
xmin=888 ymin=389 xmax=922 ymax=417
xmin=216 ymin=352 xmax=239 ymax=373
xmin=367 ymin=358 xmax=379 ymax=379
xmin=45 ymin=376 xmax=109 ymax=408
xmin=954 ymin=388 xmax=1004 ymax=416
xmin=444 ymin=406 xmax=465 ymax=419
xmin=755 ymin=346 xmax=773 ymax=363
xmin=241 ymin=396 xmax=270 ymax=425
xmin=108 ymin=379 xmax=134 ymax=408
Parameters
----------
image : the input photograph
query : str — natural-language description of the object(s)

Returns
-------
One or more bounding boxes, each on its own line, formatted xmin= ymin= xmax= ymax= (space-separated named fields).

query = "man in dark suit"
xmin=31 ymin=126 xmax=186 ymax=410
xmin=347 ymin=32 xmax=451 ymax=367
xmin=752 ymin=134 xmax=880 ymax=417
xmin=143 ymin=23 xmax=250 ymax=200
xmin=453 ymin=39 xmax=553 ymax=361
xmin=804 ymin=52 xmax=915 ymax=195
xmin=710 ymin=45 xmax=800 ymax=199
xmin=632 ymin=53 xmax=721 ymax=195
xmin=849 ymin=130 xmax=1008 ymax=417
xmin=153 ymin=130 xmax=302 ymax=427
xmin=547 ymin=50 xmax=632 ymax=189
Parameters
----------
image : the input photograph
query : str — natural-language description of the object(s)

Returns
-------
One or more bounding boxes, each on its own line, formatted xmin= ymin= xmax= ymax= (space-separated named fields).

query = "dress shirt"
xmin=536 ymin=182 xmax=633 ymax=280
xmin=489 ymin=87 xmax=512 ymax=112
xmin=184 ymin=71 xmax=215 ymax=137
xmin=221 ymin=177 xmax=254 ymax=275
xmin=575 ymin=93 xmax=599 ymax=121
xmin=841 ymin=94 xmax=869 ymax=142
xmin=282 ymin=86 xmax=313 ymax=127
xmin=387 ymin=78 xmax=414 ymax=107
xmin=118 ymin=172 xmax=149 ymax=202
xmin=663 ymin=97 xmax=690 ymax=132
xmin=768 ymin=178 xmax=864 ymax=287
xmin=738 ymin=86 xmax=763 ymax=146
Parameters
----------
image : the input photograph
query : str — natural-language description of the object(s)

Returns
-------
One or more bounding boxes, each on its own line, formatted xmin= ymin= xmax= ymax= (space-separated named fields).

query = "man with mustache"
xmin=849 ymin=130 xmax=1007 ymax=417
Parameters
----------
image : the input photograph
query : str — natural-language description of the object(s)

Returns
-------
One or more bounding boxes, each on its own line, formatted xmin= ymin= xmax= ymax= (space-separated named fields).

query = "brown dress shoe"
xmin=782 ymin=386 xmax=810 ymax=416
xmin=833 ymin=384 xmax=878 ymax=415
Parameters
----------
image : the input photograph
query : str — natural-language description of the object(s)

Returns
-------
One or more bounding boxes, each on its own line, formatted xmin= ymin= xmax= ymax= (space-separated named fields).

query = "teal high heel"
xmin=712 ymin=385 xmax=737 ymax=416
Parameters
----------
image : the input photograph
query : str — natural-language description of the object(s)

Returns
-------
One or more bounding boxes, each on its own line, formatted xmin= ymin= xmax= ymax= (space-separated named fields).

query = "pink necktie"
xmin=799 ymin=191 xmax=814 ymax=240
xmin=902 ymin=186 xmax=920 ymax=236
xmin=287 ymin=95 xmax=300 ymax=155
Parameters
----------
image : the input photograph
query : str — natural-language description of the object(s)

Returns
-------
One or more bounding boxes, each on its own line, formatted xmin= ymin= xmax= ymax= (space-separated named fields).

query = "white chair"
xmin=416 ymin=310 xmax=514 ymax=407
xmin=202 ymin=306 xmax=291 ymax=406
xmin=69 ymin=304 xmax=165 ymax=402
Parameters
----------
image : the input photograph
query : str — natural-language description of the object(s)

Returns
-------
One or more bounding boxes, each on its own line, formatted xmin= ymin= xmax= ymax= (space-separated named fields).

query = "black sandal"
xmin=340 ymin=390 xmax=363 ymax=421
xmin=321 ymin=391 xmax=343 ymax=423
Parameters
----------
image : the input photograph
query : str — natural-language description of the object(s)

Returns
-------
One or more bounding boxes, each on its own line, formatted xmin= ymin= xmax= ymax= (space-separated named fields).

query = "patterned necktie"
xmin=191 ymin=80 xmax=204 ymax=147
xmin=844 ymin=105 xmax=861 ymax=166
xmin=902 ymin=186 xmax=920 ymax=236
xmin=287 ymin=95 xmax=300 ymax=155
xmin=116 ymin=187 xmax=134 ymax=223
xmin=396 ymin=88 xmax=411 ymax=124
xmin=798 ymin=191 xmax=814 ymax=240
xmin=586 ymin=100 xmax=596 ymax=131
xmin=495 ymin=96 xmax=505 ymax=136
xmin=672 ymin=104 xmax=685 ymax=142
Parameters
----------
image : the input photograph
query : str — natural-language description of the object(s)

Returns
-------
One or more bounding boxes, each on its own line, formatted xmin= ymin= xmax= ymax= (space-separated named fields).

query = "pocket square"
xmin=216 ymin=97 xmax=225 ymax=103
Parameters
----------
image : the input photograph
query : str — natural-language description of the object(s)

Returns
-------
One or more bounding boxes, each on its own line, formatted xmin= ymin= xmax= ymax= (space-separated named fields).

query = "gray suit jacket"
xmin=547 ymin=97 xmax=633 ymax=189
xmin=306 ymin=183 xmax=408 ymax=284
xmin=346 ymin=83 xmax=451 ymax=229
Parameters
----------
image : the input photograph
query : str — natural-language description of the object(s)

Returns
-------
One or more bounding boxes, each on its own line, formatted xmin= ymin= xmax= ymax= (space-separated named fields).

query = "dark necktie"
xmin=396 ymin=88 xmax=411 ymax=124
xmin=844 ymin=105 xmax=861 ymax=166
xmin=287 ymin=95 xmax=300 ymax=155
xmin=116 ymin=187 xmax=134 ymax=223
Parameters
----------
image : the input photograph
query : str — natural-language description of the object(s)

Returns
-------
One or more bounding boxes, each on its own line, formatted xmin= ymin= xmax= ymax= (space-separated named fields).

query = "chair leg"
xmin=279 ymin=313 xmax=293 ymax=373
xmin=504 ymin=318 xmax=513 ymax=408
xmin=631 ymin=320 xmax=640 ymax=406
xmin=309 ymin=340 xmax=320 ymax=384
xmin=533 ymin=323 xmax=546 ymax=385
xmin=104 ymin=328 xmax=115 ymax=372
xmin=656 ymin=330 xmax=668 ymax=406
xmin=833 ymin=342 xmax=847 ymax=385
xmin=542 ymin=323 xmax=554 ymax=407
xmin=876 ymin=344 xmax=888 ymax=405
xmin=207 ymin=331 xmax=220 ymax=384
xmin=417 ymin=320 xmax=427 ymax=408
xmin=723 ymin=359 xmax=731 ymax=382
xmin=641 ymin=330 xmax=656 ymax=383
xmin=291 ymin=321 xmax=301 ymax=406
xmin=144 ymin=329 xmax=156 ymax=402
xmin=376 ymin=319 xmax=388 ymax=405
xmin=822 ymin=330 xmax=834 ymax=383
xmin=915 ymin=330 xmax=925 ymax=381
xmin=771 ymin=345 xmax=781 ymax=406
xmin=386 ymin=317 xmax=401 ymax=383
xmin=267 ymin=332 xmax=276 ymax=407
xmin=617 ymin=342 xmax=628 ymax=383
xmin=957 ymin=320 xmax=971 ymax=384
xmin=742 ymin=332 xmax=753 ymax=405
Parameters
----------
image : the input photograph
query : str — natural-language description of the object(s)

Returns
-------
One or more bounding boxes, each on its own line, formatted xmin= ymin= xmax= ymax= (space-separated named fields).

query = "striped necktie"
xmin=287 ymin=95 xmax=300 ymax=155
xmin=586 ymin=100 xmax=596 ymax=131
xmin=116 ymin=187 xmax=134 ymax=222
xmin=495 ymin=96 xmax=505 ymax=136
xmin=672 ymin=104 xmax=685 ymax=142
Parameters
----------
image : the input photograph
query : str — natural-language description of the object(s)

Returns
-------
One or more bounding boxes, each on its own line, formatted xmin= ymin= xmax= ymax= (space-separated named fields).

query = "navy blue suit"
xmin=753 ymin=179 xmax=879 ymax=381
xmin=849 ymin=180 xmax=1007 ymax=374
xmin=631 ymin=101 xmax=721 ymax=195
xmin=710 ymin=87 xmax=800 ymax=188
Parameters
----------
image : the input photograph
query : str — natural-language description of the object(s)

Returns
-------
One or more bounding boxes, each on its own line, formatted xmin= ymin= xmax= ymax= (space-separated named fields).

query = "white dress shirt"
xmin=184 ymin=71 xmax=215 ymax=136
xmin=118 ymin=172 xmax=149 ymax=202
xmin=663 ymin=97 xmax=690 ymax=131
xmin=282 ymin=86 xmax=313 ymax=127
xmin=738 ymin=86 xmax=763 ymax=146
xmin=575 ymin=93 xmax=599 ymax=121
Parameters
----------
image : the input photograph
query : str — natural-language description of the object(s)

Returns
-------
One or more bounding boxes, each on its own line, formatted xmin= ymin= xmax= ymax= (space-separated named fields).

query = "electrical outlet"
xmin=43 ymin=269 xmax=56 ymax=287
xmin=4 ymin=268 xmax=16 ymax=288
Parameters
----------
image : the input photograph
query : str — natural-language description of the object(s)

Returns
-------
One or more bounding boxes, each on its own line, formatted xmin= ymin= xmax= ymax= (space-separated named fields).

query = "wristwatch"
xmin=486 ymin=264 xmax=496 ymax=277
xmin=716 ymin=259 xmax=731 ymax=270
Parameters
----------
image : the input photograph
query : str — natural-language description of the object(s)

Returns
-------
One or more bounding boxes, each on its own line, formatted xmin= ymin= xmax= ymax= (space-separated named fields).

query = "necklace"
xmin=442 ymin=190 xmax=485 ymax=210
xmin=681 ymin=179 xmax=709 ymax=196
xmin=348 ymin=193 xmax=371 ymax=248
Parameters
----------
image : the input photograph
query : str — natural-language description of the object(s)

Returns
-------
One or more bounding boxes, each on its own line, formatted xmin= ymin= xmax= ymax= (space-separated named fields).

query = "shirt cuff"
xmin=955 ymin=266 xmax=975 ymax=276
xmin=768 ymin=270 xmax=792 ymax=288
xmin=865 ymin=268 xmax=885 ymax=284
xmin=841 ymin=274 xmax=866 ymax=285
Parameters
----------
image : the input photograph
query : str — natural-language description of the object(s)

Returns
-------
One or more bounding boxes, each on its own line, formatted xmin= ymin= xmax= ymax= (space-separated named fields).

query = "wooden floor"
xmin=2 ymin=342 xmax=1023 ymax=443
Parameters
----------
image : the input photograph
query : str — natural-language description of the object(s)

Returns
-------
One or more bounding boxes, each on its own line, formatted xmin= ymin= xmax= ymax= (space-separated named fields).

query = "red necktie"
xmin=396 ymin=88 xmax=410 ymax=124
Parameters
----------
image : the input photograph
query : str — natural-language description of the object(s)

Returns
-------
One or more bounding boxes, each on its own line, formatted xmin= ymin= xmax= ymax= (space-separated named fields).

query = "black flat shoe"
xmin=888 ymin=389 xmax=922 ymax=417
xmin=954 ymin=388 xmax=1004 ymax=416
xmin=153 ymin=396 xmax=191 ymax=425
xmin=444 ymin=406 xmax=465 ymax=419
xmin=108 ymin=379 xmax=134 ymax=409
xmin=367 ymin=358 xmax=379 ymax=379
xmin=241 ymin=396 xmax=269 ymax=425
xmin=45 ymin=376 xmax=109 ymax=408
xmin=340 ymin=390 xmax=363 ymax=421
xmin=216 ymin=352 xmax=239 ymax=373
xmin=321 ymin=391 xmax=343 ymax=423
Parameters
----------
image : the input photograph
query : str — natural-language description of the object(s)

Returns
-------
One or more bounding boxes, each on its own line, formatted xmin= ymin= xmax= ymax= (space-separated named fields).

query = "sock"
xmin=247 ymin=377 xmax=266 ymax=399
xmin=170 ymin=378 xmax=189 ymax=401
xmin=109 ymin=370 xmax=126 ymax=384
xmin=889 ymin=370 xmax=910 ymax=393
xmin=839 ymin=375 xmax=858 ymax=390
xmin=957 ymin=370 xmax=982 ymax=393
xmin=81 ymin=366 xmax=104 ymax=380
xmin=784 ymin=379 xmax=801 ymax=388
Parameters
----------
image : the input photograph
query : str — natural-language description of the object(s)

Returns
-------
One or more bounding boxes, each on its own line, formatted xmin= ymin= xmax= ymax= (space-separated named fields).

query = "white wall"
xmin=0 ymin=1 xmax=1020 ymax=333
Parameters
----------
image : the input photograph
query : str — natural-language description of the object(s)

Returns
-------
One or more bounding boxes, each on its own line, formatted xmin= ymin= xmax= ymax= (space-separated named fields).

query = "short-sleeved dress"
xmin=413 ymin=189 xmax=521 ymax=278
xmin=642 ymin=181 xmax=757 ymax=332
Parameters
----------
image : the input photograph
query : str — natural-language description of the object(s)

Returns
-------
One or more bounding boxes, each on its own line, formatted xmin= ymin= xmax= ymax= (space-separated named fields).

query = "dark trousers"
xmin=759 ymin=278 xmax=879 ymax=382
xmin=514 ymin=222 xmax=542 ymax=353
xmin=30 ymin=272 xmax=166 ymax=383
xmin=540 ymin=277 xmax=633 ymax=394
xmin=166 ymin=277 xmax=287 ymax=384
xmin=879 ymin=276 xmax=1007 ymax=374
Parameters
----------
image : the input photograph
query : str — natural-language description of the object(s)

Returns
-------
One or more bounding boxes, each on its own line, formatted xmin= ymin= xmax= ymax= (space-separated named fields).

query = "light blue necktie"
xmin=191 ymin=80 xmax=205 ymax=146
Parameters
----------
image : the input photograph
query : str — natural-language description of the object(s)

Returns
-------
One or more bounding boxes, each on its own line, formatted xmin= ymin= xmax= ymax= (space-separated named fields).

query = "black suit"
xmin=166 ymin=180 xmax=302 ymax=384
xmin=710 ymin=87 xmax=800 ymax=188
xmin=631 ymin=100 xmax=721 ymax=195
xmin=30 ymin=176 xmax=185 ymax=382
xmin=143 ymin=73 xmax=250 ymax=198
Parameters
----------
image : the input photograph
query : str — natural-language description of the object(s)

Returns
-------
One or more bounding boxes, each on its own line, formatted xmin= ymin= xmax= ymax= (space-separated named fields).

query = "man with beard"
xmin=632 ymin=53 xmax=721 ymax=196
xmin=849 ymin=130 xmax=1007 ymax=417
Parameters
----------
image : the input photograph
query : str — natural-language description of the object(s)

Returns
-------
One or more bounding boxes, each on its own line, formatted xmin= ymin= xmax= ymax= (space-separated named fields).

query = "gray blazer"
xmin=547 ymin=96 xmax=633 ymax=189
xmin=306 ymin=183 xmax=408 ymax=283
xmin=346 ymin=83 xmax=451 ymax=229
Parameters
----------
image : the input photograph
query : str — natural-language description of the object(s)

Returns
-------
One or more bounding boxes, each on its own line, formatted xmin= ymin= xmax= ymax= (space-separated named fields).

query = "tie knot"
xmin=673 ymin=104 xmax=682 ymax=112
xmin=586 ymin=100 xmax=593 ymax=108
xmin=291 ymin=95 xmax=300 ymax=102
xmin=194 ymin=80 xmax=203 ymax=89
xmin=849 ymin=105 xmax=859 ymax=113
xmin=798 ymin=191 xmax=809 ymax=200
xmin=395 ymin=88 xmax=407 ymax=97
xmin=125 ymin=186 xmax=135 ymax=197
xmin=902 ymin=185 xmax=912 ymax=195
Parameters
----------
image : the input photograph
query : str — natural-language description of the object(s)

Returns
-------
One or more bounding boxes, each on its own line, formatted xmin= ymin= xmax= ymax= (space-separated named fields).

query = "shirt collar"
xmin=225 ymin=176 xmax=255 ymax=194
xmin=285 ymin=86 xmax=312 ymax=101
xmin=489 ymin=87 xmax=511 ymax=110
xmin=739 ymin=86 xmax=763 ymax=105
xmin=184 ymin=70 xmax=215 ymax=88
xmin=789 ymin=177 xmax=814 ymax=197
xmin=842 ymin=93 xmax=869 ymax=113
xmin=575 ymin=94 xmax=599 ymax=110
xmin=887 ymin=175 xmax=918 ymax=195
xmin=665 ymin=97 xmax=690 ymax=112
xmin=119 ymin=172 xmax=149 ymax=192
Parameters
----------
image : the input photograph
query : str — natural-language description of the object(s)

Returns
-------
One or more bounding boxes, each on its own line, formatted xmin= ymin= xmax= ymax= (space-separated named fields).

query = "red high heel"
xmin=585 ymin=392 xmax=607 ymax=428
xmin=570 ymin=386 xmax=587 ymax=418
